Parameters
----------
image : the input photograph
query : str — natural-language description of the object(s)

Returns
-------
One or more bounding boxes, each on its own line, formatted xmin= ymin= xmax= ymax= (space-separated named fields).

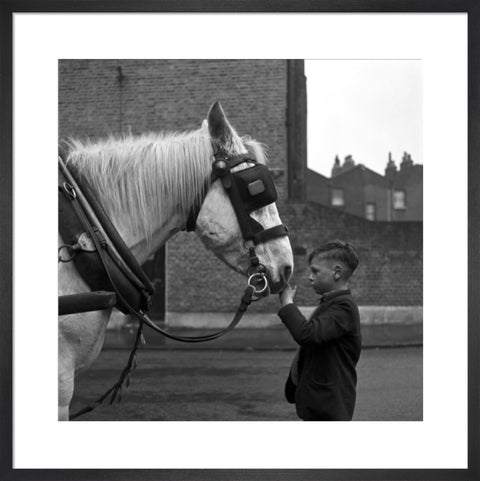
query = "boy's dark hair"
xmin=308 ymin=240 xmax=359 ymax=275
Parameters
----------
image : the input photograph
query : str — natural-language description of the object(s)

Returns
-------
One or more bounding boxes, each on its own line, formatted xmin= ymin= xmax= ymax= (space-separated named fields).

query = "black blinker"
xmin=186 ymin=152 xmax=288 ymax=246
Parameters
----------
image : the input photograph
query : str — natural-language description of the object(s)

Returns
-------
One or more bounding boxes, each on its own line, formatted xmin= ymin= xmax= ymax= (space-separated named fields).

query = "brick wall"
xmin=279 ymin=201 xmax=423 ymax=307
xmin=59 ymin=59 xmax=287 ymax=170
xmin=166 ymin=195 xmax=422 ymax=313
xmin=59 ymin=60 xmax=422 ymax=318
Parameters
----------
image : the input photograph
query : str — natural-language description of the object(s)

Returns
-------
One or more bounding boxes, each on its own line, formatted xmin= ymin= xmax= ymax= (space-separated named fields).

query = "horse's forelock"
xmin=244 ymin=137 xmax=268 ymax=165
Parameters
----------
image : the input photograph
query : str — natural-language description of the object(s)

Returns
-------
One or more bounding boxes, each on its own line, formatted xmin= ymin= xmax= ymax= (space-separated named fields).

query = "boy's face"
xmin=308 ymin=256 xmax=339 ymax=295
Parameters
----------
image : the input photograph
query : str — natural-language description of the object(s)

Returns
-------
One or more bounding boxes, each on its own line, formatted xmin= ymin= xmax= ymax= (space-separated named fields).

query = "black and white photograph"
xmin=58 ymin=59 xmax=423 ymax=423
xmin=2 ymin=6 xmax=478 ymax=480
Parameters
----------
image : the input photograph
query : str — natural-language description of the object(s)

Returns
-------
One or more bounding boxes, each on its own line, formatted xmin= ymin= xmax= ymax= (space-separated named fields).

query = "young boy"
xmin=278 ymin=241 xmax=361 ymax=421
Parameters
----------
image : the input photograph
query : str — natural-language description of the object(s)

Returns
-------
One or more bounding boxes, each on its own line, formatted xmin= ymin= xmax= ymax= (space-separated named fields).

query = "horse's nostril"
xmin=283 ymin=265 xmax=293 ymax=283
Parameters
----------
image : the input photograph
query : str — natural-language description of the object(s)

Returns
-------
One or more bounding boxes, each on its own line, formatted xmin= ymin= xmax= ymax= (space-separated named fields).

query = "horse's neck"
xmin=120 ymin=213 xmax=184 ymax=265
xmin=93 ymin=137 xmax=208 ymax=265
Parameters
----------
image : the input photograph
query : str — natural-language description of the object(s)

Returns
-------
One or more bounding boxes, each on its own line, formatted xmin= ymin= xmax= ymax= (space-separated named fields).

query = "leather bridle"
xmin=185 ymin=150 xmax=289 ymax=278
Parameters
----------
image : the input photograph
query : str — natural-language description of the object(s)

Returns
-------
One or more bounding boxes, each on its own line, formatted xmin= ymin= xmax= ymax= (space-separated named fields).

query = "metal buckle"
xmin=76 ymin=232 xmax=97 ymax=252
xmin=63 ymin=182 xmax=77 ymax=199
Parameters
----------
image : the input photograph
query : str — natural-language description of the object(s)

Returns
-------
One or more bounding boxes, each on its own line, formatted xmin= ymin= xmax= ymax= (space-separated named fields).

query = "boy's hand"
xmin=279 ymin=284 xmax=297 ymax=306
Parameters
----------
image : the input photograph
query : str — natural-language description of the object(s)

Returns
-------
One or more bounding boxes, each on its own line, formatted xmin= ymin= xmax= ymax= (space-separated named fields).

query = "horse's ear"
xmin=207 ymin=101 xmax=234 ymax=149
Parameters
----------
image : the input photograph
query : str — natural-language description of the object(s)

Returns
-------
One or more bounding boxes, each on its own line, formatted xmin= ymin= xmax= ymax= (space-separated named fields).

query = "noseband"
xmin=186 ymin=151 xmax=289 ymax=278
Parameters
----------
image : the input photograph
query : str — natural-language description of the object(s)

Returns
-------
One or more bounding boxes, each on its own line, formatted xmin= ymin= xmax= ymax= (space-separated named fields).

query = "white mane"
xmin=64 ymin=127 xmax=267 ymax=241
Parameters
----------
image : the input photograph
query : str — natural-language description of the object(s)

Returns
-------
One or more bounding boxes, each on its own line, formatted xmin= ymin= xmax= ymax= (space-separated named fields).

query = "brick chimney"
xmin=400 ymin=152 xmax=414 ymax=171
xmin=344 ymin=154 xmax=355 ymax=169
xmin=385 ymin=152 xmax=397 ymax=180
xmin=331 ymin=155 xmax=342 ymax=177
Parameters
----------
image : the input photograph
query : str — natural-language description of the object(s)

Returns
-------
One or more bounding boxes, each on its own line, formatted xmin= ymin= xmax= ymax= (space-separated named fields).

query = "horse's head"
xmin=193 ymin=102 xmax=293 ymax=294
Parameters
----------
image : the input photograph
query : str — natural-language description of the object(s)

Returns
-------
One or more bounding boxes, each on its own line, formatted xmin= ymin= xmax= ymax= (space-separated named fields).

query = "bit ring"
xmin=247 ymin=272 xmax=268 ymax=294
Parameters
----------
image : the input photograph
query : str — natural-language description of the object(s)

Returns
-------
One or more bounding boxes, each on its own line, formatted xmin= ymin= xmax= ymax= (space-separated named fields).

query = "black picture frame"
xmin=1 ymin=1 xmax=478 ymax=480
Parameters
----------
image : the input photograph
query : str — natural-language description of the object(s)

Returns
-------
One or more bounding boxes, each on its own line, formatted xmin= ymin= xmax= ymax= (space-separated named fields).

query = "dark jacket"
xmin=278 ymin=289 xmax=361 ymax=421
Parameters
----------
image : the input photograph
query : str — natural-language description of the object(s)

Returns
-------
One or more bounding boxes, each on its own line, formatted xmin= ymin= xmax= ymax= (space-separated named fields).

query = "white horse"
xmin=58 ymin=101 xmax=294 ymax=420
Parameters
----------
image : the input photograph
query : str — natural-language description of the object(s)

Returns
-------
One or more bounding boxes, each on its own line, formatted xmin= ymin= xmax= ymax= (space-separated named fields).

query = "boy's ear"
xmin=333 ymin=264 xmax=343 ymax=280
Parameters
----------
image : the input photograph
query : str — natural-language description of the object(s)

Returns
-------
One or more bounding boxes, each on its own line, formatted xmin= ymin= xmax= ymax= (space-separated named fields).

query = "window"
xmin=365 ymin=203 xmax=376 ymax=221
xmin=393 ymin=190 xmax=406 ymax=210
xmin=331 ymin=188 xmax=344 ymax=206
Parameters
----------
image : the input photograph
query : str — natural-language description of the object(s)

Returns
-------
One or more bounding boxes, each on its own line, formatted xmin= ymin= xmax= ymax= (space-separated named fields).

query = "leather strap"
xmin=73 ymin=171 xmax=156 ymax=296
xmin=139 ymin=285 xmax=255 ymax=343
xmin=251 ymin=224 xmax=289 ymax=245
xmin=59 ymin=150 xmax=155 ymax=296
xmin=59 ymin=161 xmax=152 ymax=313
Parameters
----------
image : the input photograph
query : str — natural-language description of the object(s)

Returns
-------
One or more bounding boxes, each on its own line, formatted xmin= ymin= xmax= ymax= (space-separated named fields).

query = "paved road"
xmin=70 ymin=345 xmax=422 ymax=421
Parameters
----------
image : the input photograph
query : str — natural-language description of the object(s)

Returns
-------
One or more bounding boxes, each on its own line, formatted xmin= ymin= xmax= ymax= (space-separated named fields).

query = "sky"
xmin=305 ymin=60 xmax=422 ymax=177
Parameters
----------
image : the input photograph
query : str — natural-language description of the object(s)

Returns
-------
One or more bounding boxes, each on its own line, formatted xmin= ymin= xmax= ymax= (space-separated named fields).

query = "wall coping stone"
xmin=108 ymin=305 xmax=423 ymax=329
